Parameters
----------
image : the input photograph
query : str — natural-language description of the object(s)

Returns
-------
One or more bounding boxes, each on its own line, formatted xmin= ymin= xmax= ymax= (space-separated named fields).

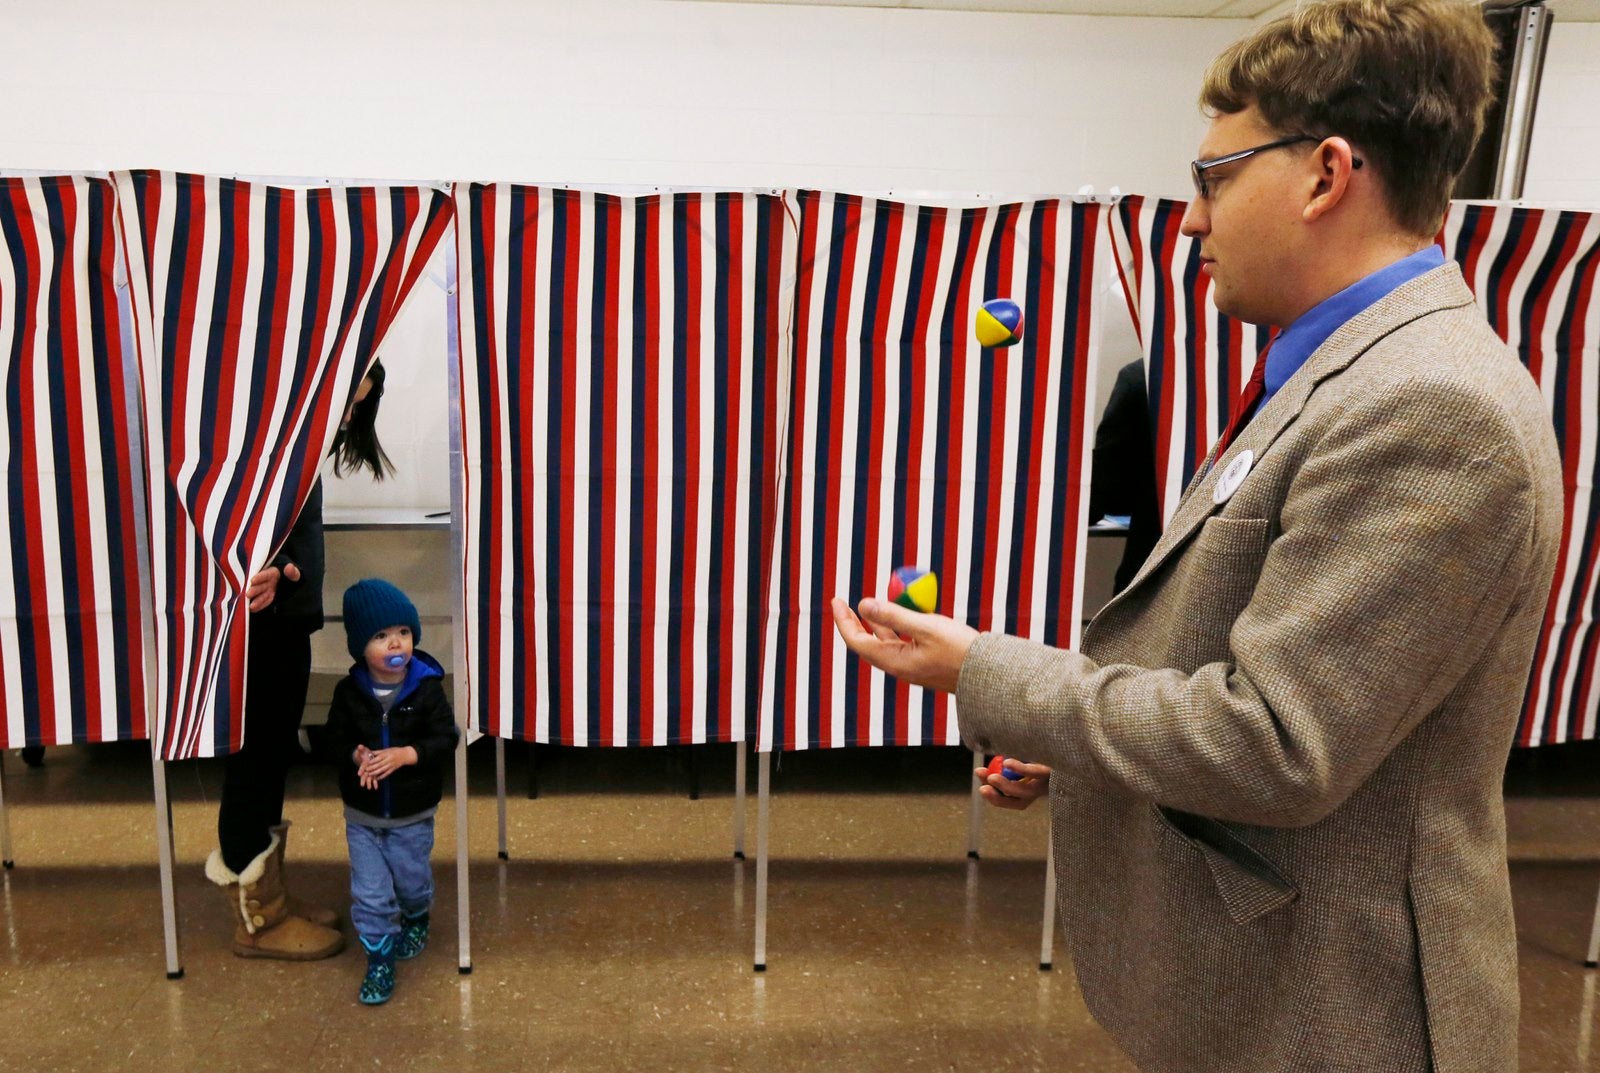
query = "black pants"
xmin=217 ymin=614 xmax=314 ymax=874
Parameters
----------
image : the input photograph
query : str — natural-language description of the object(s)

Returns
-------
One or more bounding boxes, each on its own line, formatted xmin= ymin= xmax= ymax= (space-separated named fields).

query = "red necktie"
xmin=1214 ymin=348 xmax=1270 ymax=457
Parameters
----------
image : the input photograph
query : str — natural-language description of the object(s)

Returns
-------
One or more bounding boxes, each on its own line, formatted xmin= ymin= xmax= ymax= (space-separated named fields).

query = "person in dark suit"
xmin=1088 ymin=359 xmax=1161 ymax=595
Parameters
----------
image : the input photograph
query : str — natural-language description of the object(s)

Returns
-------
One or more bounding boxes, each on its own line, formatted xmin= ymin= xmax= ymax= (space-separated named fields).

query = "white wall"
xmin=0 ymin=1 xmax=1238 ymax=195
xmin=2 ymin=0 xmax=1244 ymax=521
xmin=1523 ymin=22 xmax=1600 ymax=205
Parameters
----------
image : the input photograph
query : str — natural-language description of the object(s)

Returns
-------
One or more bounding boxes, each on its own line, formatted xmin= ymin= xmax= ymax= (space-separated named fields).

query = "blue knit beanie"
xmin=342 ymin=578 xmax=421 ymax=661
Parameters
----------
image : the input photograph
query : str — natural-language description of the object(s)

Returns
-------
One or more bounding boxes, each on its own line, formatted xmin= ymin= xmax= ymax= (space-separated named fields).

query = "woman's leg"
xmin=217 ymin=616 xmax=312 ymax=873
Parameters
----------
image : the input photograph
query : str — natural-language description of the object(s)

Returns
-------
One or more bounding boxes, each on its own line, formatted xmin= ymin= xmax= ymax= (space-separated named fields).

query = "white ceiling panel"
xmin=667 ymin=0 xmax=1600 ymax=21
xmin=663 ymin=0 xmax=1260 ymax=15
xmin=1205 ymin=0 xmax=1278 ymax=15
xmin=1251 ymin=0 xmax=1600 ymax=25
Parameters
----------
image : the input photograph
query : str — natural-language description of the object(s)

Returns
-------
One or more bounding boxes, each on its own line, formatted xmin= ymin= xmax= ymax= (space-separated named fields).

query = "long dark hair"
xmin=330 ymin=358 xmax=395 ymax=480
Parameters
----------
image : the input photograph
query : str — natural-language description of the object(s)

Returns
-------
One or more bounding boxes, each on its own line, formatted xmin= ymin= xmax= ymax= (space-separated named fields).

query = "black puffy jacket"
xmin=322 ymin=649 xmax=459 ymax=820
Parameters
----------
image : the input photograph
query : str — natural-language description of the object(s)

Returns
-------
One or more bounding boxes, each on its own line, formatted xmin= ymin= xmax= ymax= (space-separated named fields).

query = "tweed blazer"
xmin=956 ymin=264 xmax=1562 ymax=1073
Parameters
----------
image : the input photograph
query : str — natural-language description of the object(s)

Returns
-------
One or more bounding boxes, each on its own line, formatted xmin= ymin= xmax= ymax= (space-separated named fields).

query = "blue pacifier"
xmin=385 ymin=654 xmax=408 ymax=670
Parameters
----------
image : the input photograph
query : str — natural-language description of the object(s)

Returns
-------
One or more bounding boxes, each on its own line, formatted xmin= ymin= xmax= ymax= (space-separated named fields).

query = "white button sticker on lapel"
xmin=1213 ymin=449 xmax=1254 ymax=505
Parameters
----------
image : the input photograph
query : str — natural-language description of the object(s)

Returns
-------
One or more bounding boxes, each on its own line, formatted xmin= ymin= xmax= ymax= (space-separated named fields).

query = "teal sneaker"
xmin=396 ymin=910 xmax=430 ymax=961
xmin=358 ymin=934 xmax=396 ymax=1005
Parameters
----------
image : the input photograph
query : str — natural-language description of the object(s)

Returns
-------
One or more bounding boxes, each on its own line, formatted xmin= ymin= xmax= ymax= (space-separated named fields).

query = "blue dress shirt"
xmin=1259 ymin=245 xmax=1446 ymax=409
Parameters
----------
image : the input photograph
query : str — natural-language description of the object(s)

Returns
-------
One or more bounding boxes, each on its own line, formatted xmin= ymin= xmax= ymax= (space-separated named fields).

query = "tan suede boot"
xmin=267 ymin=821 xmax=339 ymax=928
xmin=206 ymin=835 xmax=344 ymax=960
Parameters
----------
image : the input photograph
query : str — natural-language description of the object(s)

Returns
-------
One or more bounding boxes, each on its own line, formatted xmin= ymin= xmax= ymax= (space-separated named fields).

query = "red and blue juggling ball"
xmin=975 ymin=297 xmax=1024 ymax=349
xmin=987 ymin=755 xmax=1025 ymax=782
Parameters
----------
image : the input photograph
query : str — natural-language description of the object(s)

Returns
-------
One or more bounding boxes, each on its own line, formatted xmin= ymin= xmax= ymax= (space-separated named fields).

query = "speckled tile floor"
xmin=0 ymin=740 xmax=1597 ymax=1072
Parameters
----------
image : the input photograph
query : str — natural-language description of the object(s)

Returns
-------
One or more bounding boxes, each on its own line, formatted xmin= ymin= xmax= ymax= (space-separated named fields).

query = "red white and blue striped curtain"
xmin=454 ymin=184 xmax=793 ymax=746
xmin=115 ymin=171 xmax=450 ymax=759
xmin=1442 ymin=202 xmax=1600 ymax=745
xmin=0 ymin=175 xmax=148 ymax=748
xmin=1112 ymin=194 xmax=1600 ymax=746
xmin=1107 ymin=194 xmax=1273 ymax=522
xmin=758 ymin=192 xmax=1101 ymax=751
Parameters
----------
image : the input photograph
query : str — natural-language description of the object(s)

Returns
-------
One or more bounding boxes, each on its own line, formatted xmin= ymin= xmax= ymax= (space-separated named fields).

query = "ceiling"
xmin=680 ymin=0 xmax=1600 ymax=21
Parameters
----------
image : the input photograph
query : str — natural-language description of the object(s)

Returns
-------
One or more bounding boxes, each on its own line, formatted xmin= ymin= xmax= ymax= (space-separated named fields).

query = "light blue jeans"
xmin=346 ymin=818 xmax=435 ymax=938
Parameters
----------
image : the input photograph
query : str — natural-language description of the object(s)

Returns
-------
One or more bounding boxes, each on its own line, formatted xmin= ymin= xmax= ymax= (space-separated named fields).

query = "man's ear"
xmin=1303 ymin=137 xmax=1360 ymax=223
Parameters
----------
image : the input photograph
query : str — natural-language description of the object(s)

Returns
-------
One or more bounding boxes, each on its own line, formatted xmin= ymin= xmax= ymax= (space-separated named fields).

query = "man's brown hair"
xmin=1200 ymin=0 xmax=1497 ymax=235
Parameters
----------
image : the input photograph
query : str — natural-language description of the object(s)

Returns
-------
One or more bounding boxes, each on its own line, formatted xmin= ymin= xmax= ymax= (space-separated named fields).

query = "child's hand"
xmin=357 ymin=746 xmax=419 ymax=790
xmin=353 ymin=744 xmax=373 ymax=767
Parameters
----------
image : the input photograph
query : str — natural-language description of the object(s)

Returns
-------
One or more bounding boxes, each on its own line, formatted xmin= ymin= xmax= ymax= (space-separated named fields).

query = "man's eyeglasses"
xmin=1190 ymin=135 xmax=1363 ymax=200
